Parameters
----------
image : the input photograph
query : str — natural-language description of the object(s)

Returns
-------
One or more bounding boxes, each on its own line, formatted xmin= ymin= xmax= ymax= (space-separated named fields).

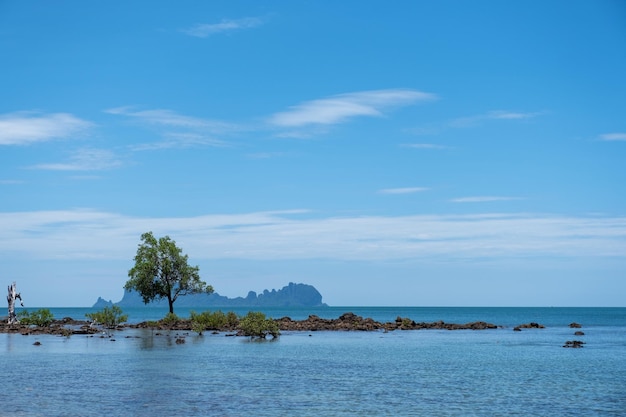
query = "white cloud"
xmin=450 ymin=196 xmax=523 ymax=203
xmin=30 ymin=148 xmax=123 ymax=171
xmin=0 ymin=112 xmax=92 ymax=145
xmin=598 ymin=133 xmax=626 ymax=141
xmin=182 ymin=17 xmax=265 ymax=38
xmin=1 ymin=209 xmax=624 ymax=262
xmin=378 ymin=187 xmax=429 ymax=195
xmin=106 ymin=107 xmax=238 ymax=149
xmin=268 ymin=89 xmax=437 ymax=128
xmin=130 ymin=132 xmax=228 ymax=151
xmin=106 ymin=107 xmax=235 ymax=132
xmin=450 ymin=110 xmax=541 ymax=128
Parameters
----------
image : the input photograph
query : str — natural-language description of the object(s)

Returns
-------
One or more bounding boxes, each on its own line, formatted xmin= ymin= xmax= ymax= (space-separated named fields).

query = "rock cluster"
xmin=274 ymin=313 xmax=499 ymax=332
xmin=0 ymin=317 xmax=96 ymax=336
xmin=513 ymin=322 xmax=546 ymax=331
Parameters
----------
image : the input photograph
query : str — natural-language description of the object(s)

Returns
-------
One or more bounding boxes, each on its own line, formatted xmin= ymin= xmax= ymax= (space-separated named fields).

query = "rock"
xmin=513 ymin=326 xmax=521 ymax=331
xmin=569 ymin=322 xmax=582 ymax=328
xmin=563 ymin=340 xmax=585 ymax=348
xmin=175 ymin=337 xmax=185 ymax=344
xmin=515 ymin=322 xmax=545 ymax=329
xmin=33 ymin=341 xmax=41 ymax=346
xmin=574 ymin=331 xmax=585 ymax=336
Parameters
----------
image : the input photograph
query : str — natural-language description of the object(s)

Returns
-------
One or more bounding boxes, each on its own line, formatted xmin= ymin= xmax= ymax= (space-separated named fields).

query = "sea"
xmin=2 ymin=306 xmax=625 ymax=416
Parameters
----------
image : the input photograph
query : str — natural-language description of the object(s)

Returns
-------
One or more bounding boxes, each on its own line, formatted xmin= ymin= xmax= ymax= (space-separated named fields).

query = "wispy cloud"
xmin=450 ymin=196 xmax=523 ymax=203
xmin=182 ymin=17 xmax=265 ymax=38
xmin=598 ymin=132 xmax=626 ymax=141
xmin=268 ymin=89 xmax=437 ymax=128
xmin=450 ymin=110 xmax=542 ymax=128
xmin=129 ymin=133 xmax=228 ymax=151
xmin=378 ymin=187 xmax=429 ymax=195
xmin=0 ymin=112 xmax=92 ymax=145
xmin=1 ymin=210 xmax=624 ymax=261
xmin=106 ymin=107 xmax=234 ymax=132
xmin=30 ymin=148 xmax=123 ymax=171
xmin=106 ymin=107 xmax=237 ymax=150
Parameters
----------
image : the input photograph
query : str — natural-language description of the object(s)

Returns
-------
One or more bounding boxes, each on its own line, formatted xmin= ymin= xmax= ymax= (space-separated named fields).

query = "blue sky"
xmin=1 ymin=1 xmax=625 ymax=307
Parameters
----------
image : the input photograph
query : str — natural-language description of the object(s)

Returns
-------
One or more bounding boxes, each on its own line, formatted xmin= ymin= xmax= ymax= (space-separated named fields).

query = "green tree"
xmin=125 ymin=231 xmax=213 ymax=314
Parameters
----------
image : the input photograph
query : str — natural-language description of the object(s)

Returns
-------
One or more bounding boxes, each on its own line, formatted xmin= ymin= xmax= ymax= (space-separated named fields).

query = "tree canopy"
xmin=125 ymin=231 xmax=213 ymax=314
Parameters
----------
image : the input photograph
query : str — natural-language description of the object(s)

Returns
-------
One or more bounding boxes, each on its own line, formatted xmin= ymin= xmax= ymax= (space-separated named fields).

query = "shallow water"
xmin=3 ymin=308 xmax=625 ymax=416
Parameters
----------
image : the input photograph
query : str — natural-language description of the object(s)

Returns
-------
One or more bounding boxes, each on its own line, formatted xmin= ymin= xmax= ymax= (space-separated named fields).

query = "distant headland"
xmin=93 ymin=282 xmax=327 ymax=309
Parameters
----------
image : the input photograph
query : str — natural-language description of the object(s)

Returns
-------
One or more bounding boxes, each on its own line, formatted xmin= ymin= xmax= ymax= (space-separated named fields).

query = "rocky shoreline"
xmin=2 ymin=312 xmax=509 ymax=336
xmin=2 ymin=312 xmax=587 ymax=348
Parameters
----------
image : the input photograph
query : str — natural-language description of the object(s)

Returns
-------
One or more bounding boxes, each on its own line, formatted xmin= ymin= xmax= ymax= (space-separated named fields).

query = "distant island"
xmin=93 ymin=282 xmax=327 ymax=309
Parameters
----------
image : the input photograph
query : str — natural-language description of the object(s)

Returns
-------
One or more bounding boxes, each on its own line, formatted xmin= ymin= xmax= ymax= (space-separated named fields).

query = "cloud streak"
xmin=598 ymin=133 xmax=626 ymax=141
xmin=0 ymin=112 xmax=92 ymax=145
xmin=106 ymin=107 xmax=237 ymax=149
xmin=30 ymin=148 xmax=123 ymax=171
xmin=450 ymin=110 xmax=542 ymax=128
xmin=1 ymin=209 xmax=624 ymax=262
xmin=182 ymin=17 xmax=265 ymax=37
xmin=378 ymin=187 xmax=429 ymax=195
xmin=268 ymin=89 xmax=436 ymax=128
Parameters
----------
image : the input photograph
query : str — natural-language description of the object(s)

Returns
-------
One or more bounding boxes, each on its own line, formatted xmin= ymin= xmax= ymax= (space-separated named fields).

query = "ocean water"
xmin=2 ymin=307 xmax=625 ymax=416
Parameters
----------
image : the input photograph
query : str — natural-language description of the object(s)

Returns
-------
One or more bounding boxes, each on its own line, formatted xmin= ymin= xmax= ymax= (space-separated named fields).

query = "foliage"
xmin=190 ymin=310 xmax=239 ymax=335
xmin=125 ymin=231 xmax=214 ymax=314
xmin=161 ymin=312 xmax=179 ymax=326
xmin=17 ymin=309 xmax=54 ymax=327
xmin=86 ymin=306 xmax=128 ymax=329
xmin=226 ymin=311 xmax=239 ymax=328
xmin=238 ymin=311 xmax=280 ymax=339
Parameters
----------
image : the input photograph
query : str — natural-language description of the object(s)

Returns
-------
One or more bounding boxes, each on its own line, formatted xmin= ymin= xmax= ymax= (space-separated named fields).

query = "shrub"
xmin=86 ymin=306 xmax=128 ymax=329
xmin=226 ymin=311 xmax=239 ymax=328
xmin=17 ymin=309 xmax=54 ymax=327
xmin=190 ymin=310 xmax=231 ymax=335
xmin=238 ymin=311 xmax=280 ymax=339
xmin=161 ymin=312 xmax=179 ymax=326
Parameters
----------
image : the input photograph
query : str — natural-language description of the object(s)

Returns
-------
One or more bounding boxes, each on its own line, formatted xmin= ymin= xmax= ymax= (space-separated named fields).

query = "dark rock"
xmin=574 ymin=331 xmax=585 ymax=336
xmin=569 ymin=322 xmax=582 ymax=328
xmin=563 ymin=340 xmax=585 ymax=348
xmin=516 ymin=322 xmax=545 ymax=329
xmin=33 ymin=341 xmax=41 ymax=346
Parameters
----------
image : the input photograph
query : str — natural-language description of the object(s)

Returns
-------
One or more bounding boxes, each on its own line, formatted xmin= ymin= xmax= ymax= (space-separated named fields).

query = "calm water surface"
xmin=2 ymin=307 xmax=625 ymax=416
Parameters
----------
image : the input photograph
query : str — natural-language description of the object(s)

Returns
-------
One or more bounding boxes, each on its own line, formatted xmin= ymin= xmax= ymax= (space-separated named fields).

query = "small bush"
xmin=17 ymin=309 xmax=54 ymax=327
xmin=86 ymin=306 xmax=128 ymax=329
xmin=190 ymin=310 xmax=232 ymax=335
xmin=161 ymin=312 xmax=179 ymax=326
xmin=238 ymin=311 xmax=280 ymax=339
xmin=226 ymin=311 xmax=239 ymax=327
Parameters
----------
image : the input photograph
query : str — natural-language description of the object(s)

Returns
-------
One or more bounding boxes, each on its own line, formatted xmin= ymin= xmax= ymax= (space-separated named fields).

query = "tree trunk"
xmin=7 ymin=282 xmax=23 ymax=324
xmin=167 ymin=295 xmax=174 ymax=315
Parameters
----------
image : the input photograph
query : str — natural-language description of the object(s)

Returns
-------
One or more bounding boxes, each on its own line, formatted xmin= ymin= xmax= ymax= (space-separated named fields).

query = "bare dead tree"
xmin=7 ymin=282 xmax=23 ymax=325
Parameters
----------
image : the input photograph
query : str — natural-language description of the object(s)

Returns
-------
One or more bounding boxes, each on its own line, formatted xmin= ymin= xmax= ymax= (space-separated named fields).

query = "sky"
xmin=1 ymin=1 xmax=625 ymax=307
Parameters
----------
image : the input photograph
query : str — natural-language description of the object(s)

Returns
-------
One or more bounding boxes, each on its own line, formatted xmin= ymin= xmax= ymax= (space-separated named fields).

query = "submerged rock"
xmin=515 ymin=322 xmax=545 ymax=329
xmin=563 ymin=340 xmax=585 ymax=348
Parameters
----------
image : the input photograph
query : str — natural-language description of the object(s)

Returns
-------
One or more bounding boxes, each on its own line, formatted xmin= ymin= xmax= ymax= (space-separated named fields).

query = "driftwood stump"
xmin=7 ymin=282 xmax=23 ymax=324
